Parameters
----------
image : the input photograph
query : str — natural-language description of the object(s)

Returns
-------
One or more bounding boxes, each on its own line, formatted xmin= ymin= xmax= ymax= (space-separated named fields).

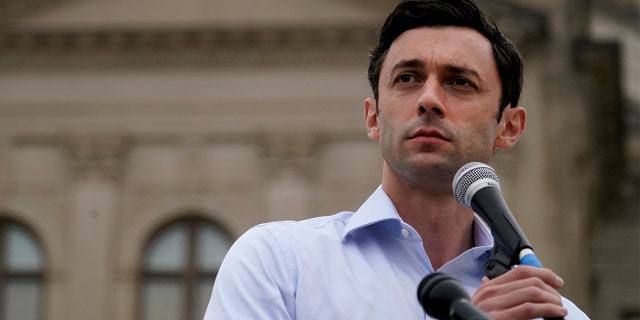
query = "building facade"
xmin=0 ymin=0 xmax=637 ymax=319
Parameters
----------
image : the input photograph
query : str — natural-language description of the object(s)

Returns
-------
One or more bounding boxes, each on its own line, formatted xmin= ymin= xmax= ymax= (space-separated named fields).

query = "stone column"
xmin=64 ymin=133 xmax=127 ymax=320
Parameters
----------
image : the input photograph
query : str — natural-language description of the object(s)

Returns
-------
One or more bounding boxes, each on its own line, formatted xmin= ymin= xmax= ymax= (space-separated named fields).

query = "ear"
xmin=493 ymin=105 xmax=526 ymax=149
xmin=365 ymin=98 xmax=380 ymax=140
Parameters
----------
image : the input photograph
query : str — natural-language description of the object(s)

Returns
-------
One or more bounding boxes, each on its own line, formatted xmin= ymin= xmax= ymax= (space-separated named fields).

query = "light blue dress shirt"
xmin=204 ymin=186 xmax=589 ymax=319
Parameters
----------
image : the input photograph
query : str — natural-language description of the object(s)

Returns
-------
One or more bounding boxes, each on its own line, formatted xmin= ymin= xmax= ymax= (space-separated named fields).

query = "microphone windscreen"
xmin=418 ymin=273 xmax=493 ymax=320
xmin=452 ymin=162 xmax=500 ymax=207
xmin=417 ymin=273 xmax=469 ymax=320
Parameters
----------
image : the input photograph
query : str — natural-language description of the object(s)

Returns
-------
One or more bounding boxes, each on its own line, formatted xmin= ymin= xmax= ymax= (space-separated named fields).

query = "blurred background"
xmin=0 ymin=0 xmax=637 ymax=319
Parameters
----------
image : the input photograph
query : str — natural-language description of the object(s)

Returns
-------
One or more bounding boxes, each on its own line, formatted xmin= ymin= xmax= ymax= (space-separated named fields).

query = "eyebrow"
xmin=390 ymin=59 xmax=482 ymax=81
xmin=443 ymin=64 xmax=481 ymax=80
xmin=390 ymin=59 xmax=425 ymax=75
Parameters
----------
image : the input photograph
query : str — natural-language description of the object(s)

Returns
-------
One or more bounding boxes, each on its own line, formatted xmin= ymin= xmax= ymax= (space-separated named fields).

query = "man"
xmin=204 ymin=1 xmax=590 ymax=319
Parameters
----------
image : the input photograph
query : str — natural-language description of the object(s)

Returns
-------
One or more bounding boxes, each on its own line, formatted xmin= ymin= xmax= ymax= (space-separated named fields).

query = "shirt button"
xmin=401 ymin=228 xmax=410 ymax=237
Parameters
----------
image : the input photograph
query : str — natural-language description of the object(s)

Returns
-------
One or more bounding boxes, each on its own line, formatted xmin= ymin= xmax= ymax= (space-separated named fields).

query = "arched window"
xmin=139 ymin=217 xmax=233 ymax=320
xmin=0 ymin=220 xmax=45 ymax=320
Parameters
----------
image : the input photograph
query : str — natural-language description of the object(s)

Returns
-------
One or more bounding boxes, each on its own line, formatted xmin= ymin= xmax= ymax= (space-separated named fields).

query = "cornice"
xmin=0 ymin=0 xmax=553 ymax=71
xmin=0 ymin=0 xmax=71 ymax=21
xmin=0 ymin=25 xmax=378 ymax=70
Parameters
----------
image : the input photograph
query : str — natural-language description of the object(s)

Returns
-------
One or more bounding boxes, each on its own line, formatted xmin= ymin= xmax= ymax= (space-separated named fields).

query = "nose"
xmin=417 ymin=79 xmax=446 ymax=117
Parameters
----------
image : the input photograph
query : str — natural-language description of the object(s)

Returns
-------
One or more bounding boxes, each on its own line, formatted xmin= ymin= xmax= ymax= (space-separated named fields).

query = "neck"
xmin=381 ymin=165 xmax=475 ymax=271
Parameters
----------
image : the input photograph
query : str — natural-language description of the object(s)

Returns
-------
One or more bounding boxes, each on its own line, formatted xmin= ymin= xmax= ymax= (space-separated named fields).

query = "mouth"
xmin=409 ymin=128 xmax=450 ymax=142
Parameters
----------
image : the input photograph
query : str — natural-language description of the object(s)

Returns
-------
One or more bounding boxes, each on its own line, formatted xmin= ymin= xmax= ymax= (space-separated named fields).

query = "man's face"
xmin=365 ymin=26 xmax=507 ymax=189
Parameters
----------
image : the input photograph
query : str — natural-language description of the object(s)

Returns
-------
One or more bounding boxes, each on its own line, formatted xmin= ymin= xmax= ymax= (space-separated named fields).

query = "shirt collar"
xmin=342 ymin=185 xmax=401 ymax=242
xmin=472 ymin=214 xmax=494 ymax=247
xmin=341 ymin=185 xmax=495 ymax=250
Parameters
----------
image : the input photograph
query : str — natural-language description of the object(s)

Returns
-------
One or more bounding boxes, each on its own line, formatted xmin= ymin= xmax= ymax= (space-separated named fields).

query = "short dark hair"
xmin=367 ymin=0 xmax=523 ymax=118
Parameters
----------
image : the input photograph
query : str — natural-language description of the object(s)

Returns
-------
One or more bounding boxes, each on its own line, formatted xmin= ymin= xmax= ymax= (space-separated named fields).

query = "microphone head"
xmin=417 ymin=273 xmax=471 ymax=320
xmin=453 ymin=162 xmax=500 ymax=208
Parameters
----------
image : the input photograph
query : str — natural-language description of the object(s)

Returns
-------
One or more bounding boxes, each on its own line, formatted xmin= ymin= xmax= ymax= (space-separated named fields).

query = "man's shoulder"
xmin=251 ymin=211 xmax=355 ymax=240
xmin=226 ymin=212 xmax=356 ymax=267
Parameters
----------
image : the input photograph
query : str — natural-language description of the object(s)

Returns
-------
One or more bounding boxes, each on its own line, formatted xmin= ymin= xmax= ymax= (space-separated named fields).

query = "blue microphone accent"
xmin=520 ymin=252 xmax=543 ymax=268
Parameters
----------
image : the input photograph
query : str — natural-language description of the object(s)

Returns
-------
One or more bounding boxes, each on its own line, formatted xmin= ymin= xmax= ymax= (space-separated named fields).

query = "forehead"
xmin=382 ymin=26 xmax=498 ymax=81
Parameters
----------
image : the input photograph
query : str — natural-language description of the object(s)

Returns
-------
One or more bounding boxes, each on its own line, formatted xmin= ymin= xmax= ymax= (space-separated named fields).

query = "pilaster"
xmin=64 ymin=132 xmax=128 ymax=320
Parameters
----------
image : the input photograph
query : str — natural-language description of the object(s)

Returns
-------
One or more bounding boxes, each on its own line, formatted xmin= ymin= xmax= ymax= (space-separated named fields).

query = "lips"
xmin=409 ymin=128 xmax=450 ymax=141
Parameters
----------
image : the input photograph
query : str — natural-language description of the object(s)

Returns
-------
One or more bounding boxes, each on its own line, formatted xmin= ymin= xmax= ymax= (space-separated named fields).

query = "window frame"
xmin=137 ymin=216 xmax=233 ymax=320
xmin=0 ymin=219 xmax=46 ymax=320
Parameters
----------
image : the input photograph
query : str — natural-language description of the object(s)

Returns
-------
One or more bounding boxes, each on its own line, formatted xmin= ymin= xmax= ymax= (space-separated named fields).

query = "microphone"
xmin=453 ymin=162 xmax=543 ymax=275
xmin=453 ymin=162 xmax=564 ymax=320
xmin=417 ymin=272 xmax=491 ymax=320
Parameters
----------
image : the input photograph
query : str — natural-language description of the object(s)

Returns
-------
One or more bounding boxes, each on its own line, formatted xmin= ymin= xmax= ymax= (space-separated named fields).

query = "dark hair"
xmin=367 ymin=0 xmax=523 ymax=118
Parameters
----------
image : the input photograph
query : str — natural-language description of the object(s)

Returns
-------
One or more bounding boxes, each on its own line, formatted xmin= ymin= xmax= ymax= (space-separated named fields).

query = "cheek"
xmin=459 ymin=122 xmax=496 ymax=150
xmin=378 ymin=116 xmax=405 ymax=155
xmin=379 ymin=118 xmax=395 ymax=147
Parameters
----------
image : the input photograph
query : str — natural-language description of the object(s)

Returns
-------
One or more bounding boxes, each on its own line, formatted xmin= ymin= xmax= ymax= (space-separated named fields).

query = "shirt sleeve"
xmin=562 ymin=297 xmax=591 ymax=320
xmin=203 ymin=225 xmax=296 ymax=320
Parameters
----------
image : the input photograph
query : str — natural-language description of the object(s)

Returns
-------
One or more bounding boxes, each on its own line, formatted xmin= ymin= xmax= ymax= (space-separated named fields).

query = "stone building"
xmin=0 ymin=0 xmax=637 ymax=320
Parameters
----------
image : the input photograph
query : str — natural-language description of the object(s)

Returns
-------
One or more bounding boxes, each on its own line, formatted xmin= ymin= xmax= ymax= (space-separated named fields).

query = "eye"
xmin=393 ymin=73 xmax=423 ymax=87
xmin=451 ymin=77 xmax=476 ymax=88
xmin=396 ymin=73 xmax=416 ymax=83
